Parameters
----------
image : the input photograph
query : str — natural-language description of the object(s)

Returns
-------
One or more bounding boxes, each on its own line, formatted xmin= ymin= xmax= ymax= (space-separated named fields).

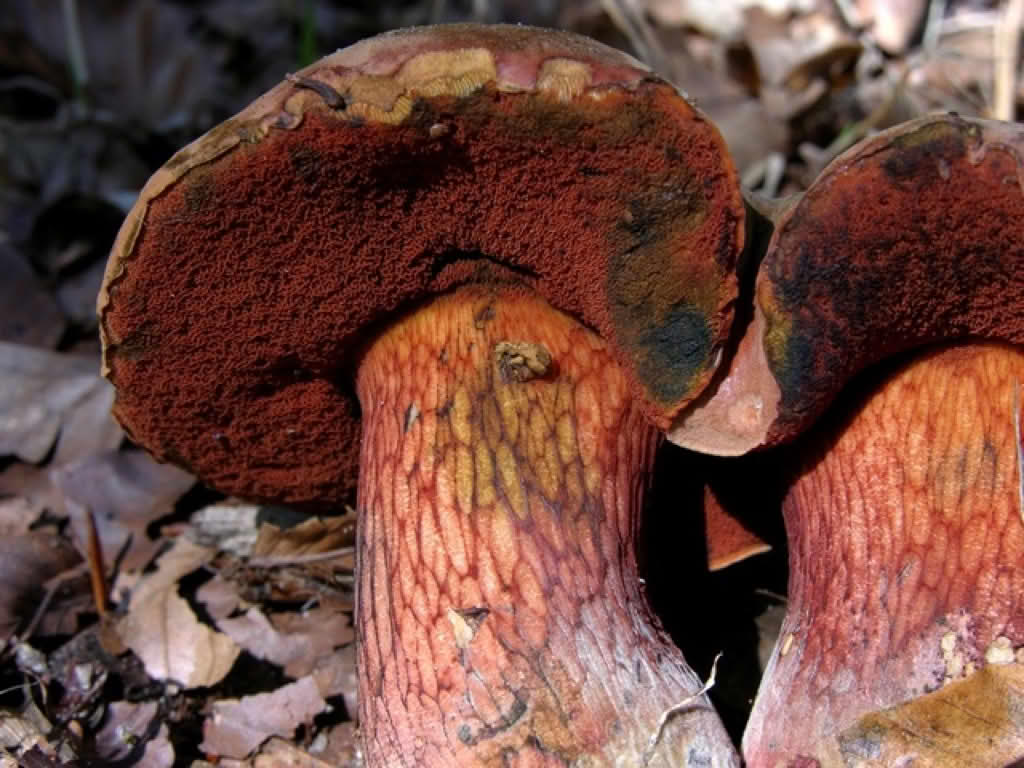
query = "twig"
xmin=642 ymin=653 xmax=722 ymax=765
xmin=1 ymin=564 xmax=89 ymax=657
xmin=85 ymin=508 xmax=108 ymax=618
xmin=247 ymin=545 xmax=355 ymax=567
xmin=923 ymin=0 xmax=949 ymax=53
xmin=993 ymin=0 xmax=1024 ymax=120
xmin=599 ymin=0 xmax=671 ymax=80
xmin=61 ymin=0 xmax=90 ymax=102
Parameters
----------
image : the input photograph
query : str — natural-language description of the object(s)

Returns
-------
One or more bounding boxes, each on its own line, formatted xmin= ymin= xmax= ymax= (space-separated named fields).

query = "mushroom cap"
xmin=669 ymin=113 xmax=1024 ymax=455
xmin=98 ymin=24 xmax=744 ymax=506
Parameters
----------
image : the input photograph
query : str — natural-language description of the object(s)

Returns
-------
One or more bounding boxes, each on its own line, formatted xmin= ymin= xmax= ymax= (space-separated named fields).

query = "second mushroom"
xmin=674 ymin=114 xmax=1024 ymax=766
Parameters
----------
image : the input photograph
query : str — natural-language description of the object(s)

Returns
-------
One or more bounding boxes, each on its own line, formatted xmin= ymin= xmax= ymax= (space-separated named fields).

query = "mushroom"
xmin=97 ymin=24 xmax=746 ymax=767
xmin=671 ymin=114 xmax=1024 ymax=764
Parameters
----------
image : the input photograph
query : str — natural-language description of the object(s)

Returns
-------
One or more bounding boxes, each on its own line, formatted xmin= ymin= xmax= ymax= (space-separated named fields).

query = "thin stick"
xmin=61 ymin=0 xmax=90 ymax=101
xmin=85 ymin=508 xmax=108 ymax=618
xmin=994 ymin=0 xmax=1024 ymax=120
xmin=247 ymin=545 xmax=355 ymax=567
xmin=642 ymin=652 xmax=722 ymax=765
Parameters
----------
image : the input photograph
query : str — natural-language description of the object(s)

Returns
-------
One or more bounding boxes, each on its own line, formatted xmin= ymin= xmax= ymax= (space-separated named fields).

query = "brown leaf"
xmin=310 ymin=644 xmax=358 ymax=720
xmin=94 ymin=701 xmax=174 ymax=768
xmin=201 ymin=676 xmax=328 ymax=759
xmin=254 ymin=737 xmax=345 ymax=768
xmin=191 ymin=501 xmax=263 ymax=557
xmin=0 ymin=245 xmax=65 ymax=348
xmin=117 ymin=537 xmax=240 ymax=687
xmin=830 ymin=664 xmax=1024 ymax=766
xmin=0 ymin=531 xmax=81 ymax=638
xmin=251 ymin=513 xmax=357 ymax=560
xmin=856 ymin=0 xmax=928 ymax=55
xmin=309 ymin=722 xmax=363 ymax=768
xmin=55 ymin=449 xmax=195 ymax=571
xmin=0 ymin=342 xmax=120 ymax=463
xmin=744 ymin=7 xmax=861 ymax=91
xmin=196 ymin=574 xmax=243 ymax=622
xmin=0 ymin=463 xmax=63 ymax=525
xmin=216 ymin=605 xmax=353 ymax=679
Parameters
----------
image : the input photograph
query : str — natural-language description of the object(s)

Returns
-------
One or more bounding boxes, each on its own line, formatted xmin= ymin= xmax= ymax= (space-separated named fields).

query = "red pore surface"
xmin=744 ymin=343 xmax=1024 ymax=766
xmin=99 ymin=24 xmax=742 ymax=508
xmin=669 ymin=114 xmax=1024 ymax=457
xmin=356 ymin=287 xmax=738 ymax=767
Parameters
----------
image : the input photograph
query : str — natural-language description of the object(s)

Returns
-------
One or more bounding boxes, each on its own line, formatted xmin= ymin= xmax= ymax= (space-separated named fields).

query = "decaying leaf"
xmin=0 ymin=531 xmax=81 ymax=638
xmin=0 ymin=463 xmax=63 ymax=525
xmin=310 ymin=644 xmax=358 ymax=720
xmin=646 ymin=0 xmax=815 ymax=40
xmin=256 ymin=735 xmax=358 ymax=768
xmin=117 ymin=537 xmax=240 ymax=688
xmin=251 ymin=513 xmax=357 ymax=561
xmin=308 ymin=722 xmax=363 ymax=768
xmin=55 ymin=449 xmax=195 ymax=571
xmin=0 ymin=342 xmax=120 ymax=463
xmin=217 ymin=605 xmax=353 ymax=679
xmin=191 ymin=501 xmax=263 ymax=558
xmin=0 ymin=244 xmax=64 ymax=349
xmin=196 ymin=574 xmax=244 ymax=622
xmin=201 ymin=676 xmax=329 ymax=759
xmin=827 ymin=664 xmax=1024 ymax=766
xmin=94 ymin=701 xmax=174 ymax=768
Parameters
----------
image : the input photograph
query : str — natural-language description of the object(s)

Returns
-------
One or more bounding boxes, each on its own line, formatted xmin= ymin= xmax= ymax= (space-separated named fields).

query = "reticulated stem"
xmin=744 ymin=343 xmax=1024 ymax=765
xmin=355 ymin=287 xmax=737 ymax=767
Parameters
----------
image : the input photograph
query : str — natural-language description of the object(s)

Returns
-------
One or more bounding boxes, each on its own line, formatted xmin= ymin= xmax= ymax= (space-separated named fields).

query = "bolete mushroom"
xmin=98 ymin=24 xmax=746 ymax=767
xmin=672 ymin=114 xmax=1024 ymax=765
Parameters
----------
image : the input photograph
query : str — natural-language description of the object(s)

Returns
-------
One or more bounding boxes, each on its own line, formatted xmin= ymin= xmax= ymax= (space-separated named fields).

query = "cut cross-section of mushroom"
xmin=97 ymin=24 xmax=745 ymax=767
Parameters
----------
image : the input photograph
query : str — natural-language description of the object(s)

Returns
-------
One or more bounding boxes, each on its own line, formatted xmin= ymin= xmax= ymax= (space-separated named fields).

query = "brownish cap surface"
xmin=98 ymin=23 xmax=744 ymax=507
xmin=669 ymin=113 xmax=1024 ymax=456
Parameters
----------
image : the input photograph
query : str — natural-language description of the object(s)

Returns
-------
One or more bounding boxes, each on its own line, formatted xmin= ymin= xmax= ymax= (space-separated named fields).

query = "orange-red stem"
xmin=355 ymin=288 xmax=737 ymax=767
xmin=745 ymin=344 xmax=1024 ymax=765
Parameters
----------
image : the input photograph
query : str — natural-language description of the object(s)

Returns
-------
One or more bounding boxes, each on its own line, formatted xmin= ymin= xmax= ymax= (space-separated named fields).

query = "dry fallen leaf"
xmin=54 ymin=449 xmax=195 ymax=571
xmin=0 ymin=341 xmax=120 ymax=463
xmin=251 ymin=513 xmax=357 ymax=560
xmin=191 ymin=501 xmax=263 ymax=557
xmin=0 ymin=463 xmax=63 ymax=525
xmin=201 ymin=676 xmax=329 ymax=759
xmin=117 ymin=537 xmax=240 ymax=688
xmin=310 ymin=644 xmax=358 ymax=720
xmin=310 ymin=722 xmax=363 ymax=768
xmin=0 ymin=531 xmax=81 ymax=639
xmin=855 ymin=0 xmax=928 ymax=55
xmin=744 ymin=7 xmax=861 ymax=91
xmin=196 ymin=574 xmax=244 ymax=622
xmin=94 ymin=701 xmax=174 ymax=768
xmin=256 ymin=736 xmax=354 ymax=768
xmin=646 ymin=0 xmax=815 ymax=40
xmin=217 ymin=605 xmax=353 ymax=679
xmin=0 ymin=244 xmax=65 ymax=349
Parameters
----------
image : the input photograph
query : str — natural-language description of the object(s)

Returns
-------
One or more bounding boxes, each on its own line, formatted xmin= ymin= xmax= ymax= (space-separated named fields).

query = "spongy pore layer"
xmin=102 ymin=77 xmax=741 ymax=506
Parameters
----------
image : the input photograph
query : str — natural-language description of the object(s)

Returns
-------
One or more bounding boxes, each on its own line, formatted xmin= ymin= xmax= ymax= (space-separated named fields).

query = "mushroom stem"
xmin=744 ymin=343 xmax=1024 ymax=766
xmin=355 ymin=287 xmax=737 ymax=767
